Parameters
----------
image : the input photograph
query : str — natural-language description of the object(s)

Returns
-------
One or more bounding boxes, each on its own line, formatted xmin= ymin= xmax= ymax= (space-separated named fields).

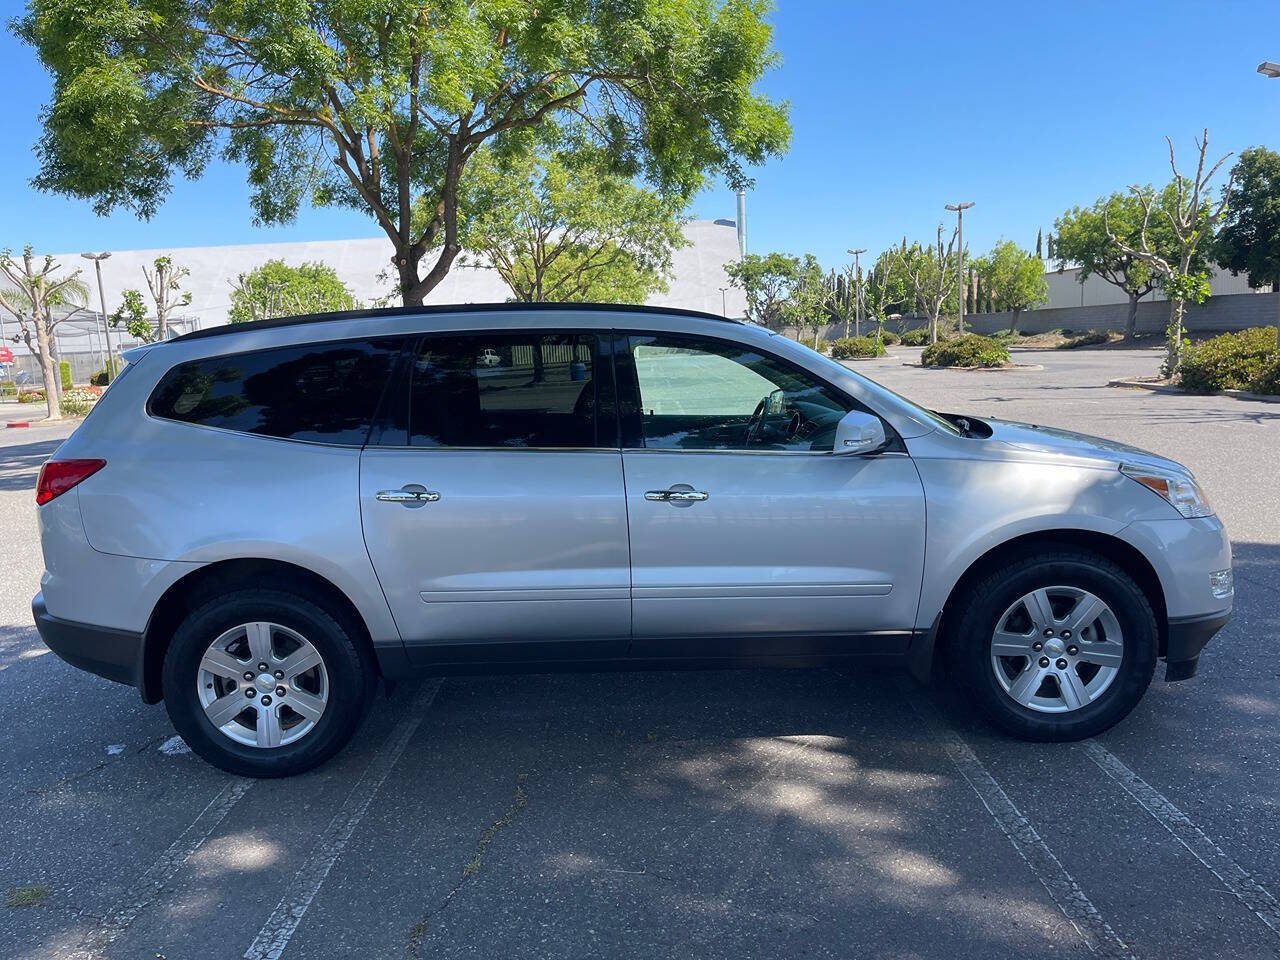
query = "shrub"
xmin=879 ymin=330 xmax=900 ymax=346
xmin=59 ymin=360 xmax=72 ymax=391
xmin=59 ymin=387 xmax=98 ymax=417
xmin=18 ymin=389 xmax=45 ymax=404
xmin=0 ymin=380 xmax=15 ymax=398
xmin=89 ymin=369 xmax=111 ymax=386
xmin=1060 ymin=330 xmax=1114 ymax=349
xmin=1179 ymin=327 xmax=1278 ymax=393
xmin=829 ymin=335 xmax=887 ymax=360
xmin=899 ymin=328 xmax=930 ymax=346
xmin=921 ymin=334 xmax=1011 ymax=368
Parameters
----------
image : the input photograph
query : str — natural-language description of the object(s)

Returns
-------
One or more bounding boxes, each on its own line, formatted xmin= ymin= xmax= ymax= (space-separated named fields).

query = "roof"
xmin=171 ymin=301 xmax=740 ymax=343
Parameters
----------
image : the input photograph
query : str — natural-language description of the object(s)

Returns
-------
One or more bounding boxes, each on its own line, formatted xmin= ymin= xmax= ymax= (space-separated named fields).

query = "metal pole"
xmin=719 ymin=286 xmax=729 ymax=317
xmin=946 ymin=202 xmax=975 ymax=334
xmin=82 ymin=252 xmax=115 ymax=379
xmin=846 ymin=248 xmax=866 ymax=337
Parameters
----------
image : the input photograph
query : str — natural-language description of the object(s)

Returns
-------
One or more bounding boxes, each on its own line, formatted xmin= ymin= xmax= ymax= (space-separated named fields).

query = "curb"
xmin=4 ymin=420 xmax=30 ymax=429
xmin=1107 ymin=378 xmax=1280 ymax=403
xmin=902 ymin=362 xmax=1044 ymax=372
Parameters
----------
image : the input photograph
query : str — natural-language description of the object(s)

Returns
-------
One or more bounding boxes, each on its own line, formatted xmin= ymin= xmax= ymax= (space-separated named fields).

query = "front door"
xmin=360 ymin=331 xmax=631 ymax=665
xmin=616 ymin=332 xmax=926 ymax=658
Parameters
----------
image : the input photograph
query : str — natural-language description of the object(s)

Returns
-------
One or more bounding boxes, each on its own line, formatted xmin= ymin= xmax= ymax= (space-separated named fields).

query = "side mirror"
xmin=833 ymin=410 xmax=887 ymax=455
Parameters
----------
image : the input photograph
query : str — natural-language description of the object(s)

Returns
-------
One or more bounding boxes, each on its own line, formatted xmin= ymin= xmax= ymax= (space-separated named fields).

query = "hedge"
xmin=829 ymin=335 xmax=886 ymax=360
xmin=921 ymin=334 xmax=1011 ymax=368
xmin=1179 ymin=327 xmax=1278 ymax=394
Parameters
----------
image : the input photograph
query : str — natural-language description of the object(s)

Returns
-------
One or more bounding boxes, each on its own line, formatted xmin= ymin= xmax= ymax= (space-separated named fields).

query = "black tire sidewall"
xmin=957 ymin=554 xmax=1157 ymax=741
xmin=162 ymin=589 xmax=370 ymax=777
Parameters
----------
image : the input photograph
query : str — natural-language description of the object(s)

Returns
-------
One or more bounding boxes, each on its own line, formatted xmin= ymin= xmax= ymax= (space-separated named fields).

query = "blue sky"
xmin=1 ymin=0 xmax=1277 ymax=269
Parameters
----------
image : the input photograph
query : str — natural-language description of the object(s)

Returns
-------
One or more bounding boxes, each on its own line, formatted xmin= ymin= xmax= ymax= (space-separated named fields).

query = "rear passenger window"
xmin=149 ymin=339 xmax=402 ymax=444
xmin=408 ymin=334 xmax=600 ymax=448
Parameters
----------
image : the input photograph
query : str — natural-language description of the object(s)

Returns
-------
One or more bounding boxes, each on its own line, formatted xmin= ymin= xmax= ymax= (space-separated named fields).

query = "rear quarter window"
xmin=148 ymin=338 xmax=402 ymax=445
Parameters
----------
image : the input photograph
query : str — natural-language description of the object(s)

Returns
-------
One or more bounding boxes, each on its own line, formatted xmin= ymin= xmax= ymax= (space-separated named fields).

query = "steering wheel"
xmin=744 ymin=396 xmax=769 ymax=447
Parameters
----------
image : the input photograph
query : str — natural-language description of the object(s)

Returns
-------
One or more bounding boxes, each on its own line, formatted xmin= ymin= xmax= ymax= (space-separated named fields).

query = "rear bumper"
xmin=1164 ymin=610 xmax=1231 ymax=682
xmin=32 ymin=592 xmax=143 ymax=690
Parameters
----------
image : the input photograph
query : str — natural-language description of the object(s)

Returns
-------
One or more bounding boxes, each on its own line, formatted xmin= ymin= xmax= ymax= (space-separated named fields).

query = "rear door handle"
xmin=645 ymin=488 xmax=709 ymax=503
xmin=376 ymin=486 xmax=441 ymax=504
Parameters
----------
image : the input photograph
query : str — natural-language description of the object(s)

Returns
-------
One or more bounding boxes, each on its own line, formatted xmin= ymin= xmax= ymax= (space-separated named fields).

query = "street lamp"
xmin=846 ymin=248 xmax=866 ymax=337
xmin=1258 ymin=61 xmax=1280 ymax=78
xmin=945 ymin=202 xmax=975 ymax=333
xmin=719 ymin=286 xmax=729 ymax=317
xmin=81 ymin=252 xmax=115 ymax=380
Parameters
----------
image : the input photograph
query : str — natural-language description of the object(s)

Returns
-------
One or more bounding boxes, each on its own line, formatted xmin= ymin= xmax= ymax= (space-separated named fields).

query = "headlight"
xmin=1120 ymin=464 xmax=1213 ymax=518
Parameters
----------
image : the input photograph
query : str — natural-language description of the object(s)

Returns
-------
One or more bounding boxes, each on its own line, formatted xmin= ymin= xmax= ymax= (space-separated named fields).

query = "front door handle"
xmin=376 ymin=485 xmax=441 ymax=504
xmin=645 ymin=488 xmax=709 ymax=503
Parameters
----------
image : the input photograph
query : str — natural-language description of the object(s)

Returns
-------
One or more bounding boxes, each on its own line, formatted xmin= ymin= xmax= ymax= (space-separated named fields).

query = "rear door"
xmin=359 ymin=330 xmax=631 ymax=665
xmin=617 ymin=332 xmax=926 ymax=657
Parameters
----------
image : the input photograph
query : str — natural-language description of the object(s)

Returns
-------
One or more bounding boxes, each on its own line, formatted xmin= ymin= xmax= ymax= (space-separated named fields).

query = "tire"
xmin=949 ymin=548 xmax=1158 ymax=741
xmin=162 ymin=588 xmax=374 ymax=777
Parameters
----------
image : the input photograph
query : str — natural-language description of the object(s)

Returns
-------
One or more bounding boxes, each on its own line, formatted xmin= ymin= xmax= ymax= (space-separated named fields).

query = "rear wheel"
xmin=950 ymin=549 xmax=1158 ymax=741
xmin=162 ymin=588 xmax=373 ymax=777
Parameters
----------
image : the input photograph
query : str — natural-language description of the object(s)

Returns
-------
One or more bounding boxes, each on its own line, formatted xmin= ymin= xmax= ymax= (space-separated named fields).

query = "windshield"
xmin=798 ymin=340 xmax=964 ymax=436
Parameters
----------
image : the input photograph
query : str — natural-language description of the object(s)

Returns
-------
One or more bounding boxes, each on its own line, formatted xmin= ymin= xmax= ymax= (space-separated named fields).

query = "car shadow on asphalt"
xmin=0 ymin=438 xmax=65 ymax=493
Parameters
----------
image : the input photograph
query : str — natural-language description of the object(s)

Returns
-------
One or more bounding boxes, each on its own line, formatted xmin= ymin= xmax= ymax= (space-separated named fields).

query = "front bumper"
xmin=1164 ymin=610 xmax=1231 ymax=682
xmin=32 ymin=592 xmax=144 ymax=690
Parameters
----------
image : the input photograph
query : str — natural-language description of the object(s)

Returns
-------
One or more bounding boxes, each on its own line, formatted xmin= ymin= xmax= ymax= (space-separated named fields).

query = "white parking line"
xmin=73 ymin=776 xmax=255 ymax=959
xmin=1083 ymin=740 xmax=1280 ymax=938
xmin=244 ymin=679 xmax=442 ymax=960
xmin=898 ymin=679 xmax=1134 ymax=959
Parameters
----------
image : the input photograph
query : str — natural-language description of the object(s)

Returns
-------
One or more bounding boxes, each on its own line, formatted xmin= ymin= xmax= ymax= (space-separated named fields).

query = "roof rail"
xmin=171 ymin=301 xmax=741 ymax=343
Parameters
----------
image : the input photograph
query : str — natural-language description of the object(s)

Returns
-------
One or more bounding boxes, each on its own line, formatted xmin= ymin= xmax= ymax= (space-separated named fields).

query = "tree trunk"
xmin=1010 ymin=309 xmax=1020 ymax=334
xmin=1125 ymin=293 xmax=1139 ymax=341
xmin=928 ymin=314 xmax=939 ymax=345
xmin=1165 ymin=299 xmax=1185 ymax=376
xmin=34 ymin=322 xmax=61 ymax=421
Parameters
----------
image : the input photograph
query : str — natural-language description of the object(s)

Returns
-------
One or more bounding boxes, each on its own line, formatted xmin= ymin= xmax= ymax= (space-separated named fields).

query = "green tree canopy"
xmin=229 ymin=260 xmax=361 ymax=324
xmin=725 ymin=251 xmax=802 ymax=327
xmin=452 ymin=125 xmax=688 ymax=303
xmin=1216 ymin=146 xmax=1280 ymax=299
xmin=15 ymin=0 xmax=790 ymax=305
xmin=975 ymin=240 xmax=1047 ymax=333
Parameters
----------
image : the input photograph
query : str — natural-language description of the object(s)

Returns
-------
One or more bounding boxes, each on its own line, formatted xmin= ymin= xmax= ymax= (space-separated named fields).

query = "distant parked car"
xmin=476 ymin=348 xmax=501 ymax=367
xmin=33 ymin=304 xmax=1232 ymax=777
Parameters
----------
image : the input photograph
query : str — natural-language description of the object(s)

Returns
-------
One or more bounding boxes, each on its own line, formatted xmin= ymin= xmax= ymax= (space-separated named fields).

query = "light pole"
xmin=1258 ymin=61 xmax=1280 ymax=78
xmin=81 ymin=252 xmax=115 ymax=380
xmin=846 ymin=248 xmax=866 ymax=337
xmin=719 ymin=286 xmax=729 ymax=317
xmin=945 ymin=202 xmax=975 ymax=333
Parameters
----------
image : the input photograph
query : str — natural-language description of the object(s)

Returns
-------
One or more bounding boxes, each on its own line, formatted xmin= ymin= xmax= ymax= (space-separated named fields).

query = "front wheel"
xmin=950 ymin=549 xmax=1158 ymax=741
xmin=162 ymin=588 xmax=374 ymax=777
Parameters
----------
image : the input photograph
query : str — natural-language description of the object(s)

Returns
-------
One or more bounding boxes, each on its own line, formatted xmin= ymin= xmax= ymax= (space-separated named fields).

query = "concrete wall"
xmin=1043 ymin=263 xmax=1266 ymax=309
xmin=966 ymin=291 xmax=1280 ymax=336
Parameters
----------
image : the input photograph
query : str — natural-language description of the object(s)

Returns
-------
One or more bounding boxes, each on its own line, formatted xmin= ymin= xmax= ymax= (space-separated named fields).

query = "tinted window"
xmin=624 ymin=335 xmax=853 ymax=451
xmin=408 ymin=334 xmax=600 ymax=448
xmin=149 ymin=338 xmax=402 ymax=444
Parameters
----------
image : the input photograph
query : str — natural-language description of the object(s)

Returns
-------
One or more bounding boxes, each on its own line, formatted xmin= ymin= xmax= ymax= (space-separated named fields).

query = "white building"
xmin=4 ymin=219 xmax=747 ymax=367
xmin=1043 ymin=262 xmax=1269 ymax=309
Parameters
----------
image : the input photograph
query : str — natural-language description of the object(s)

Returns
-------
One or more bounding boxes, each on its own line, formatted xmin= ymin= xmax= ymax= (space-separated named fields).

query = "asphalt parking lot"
xmin=2 ymin=344 xmax=1279 ymax=960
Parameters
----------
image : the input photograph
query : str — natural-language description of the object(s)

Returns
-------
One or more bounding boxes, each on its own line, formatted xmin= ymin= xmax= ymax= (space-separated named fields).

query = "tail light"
xmin=36 ymin=459 xmax=106 ymax=506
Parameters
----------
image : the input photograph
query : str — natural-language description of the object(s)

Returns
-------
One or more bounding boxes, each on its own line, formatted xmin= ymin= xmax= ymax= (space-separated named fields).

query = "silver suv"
xmin=32 ymin=305 xmax=1233 ymax=777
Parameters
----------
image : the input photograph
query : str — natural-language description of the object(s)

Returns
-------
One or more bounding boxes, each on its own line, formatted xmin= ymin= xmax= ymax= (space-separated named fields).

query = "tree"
xmin=789 ymin=254 xmax=828 ymax=349
xmin=903 ymin=226 xmax=959 ymax=344
xmin=865 ymin=248 xmax=911 ymax=336
xmin=229 ymin=261 xmax=361 ymax=324
xmin=726 ymin=252 xmax=803 ymax=328
xmin=1106 ymin=130 xmax=1232 ymax=374
xmin=976 ymin=240 xmax=1047 ymax=333
xmin=454 ymin=125 xmax=687 ymax=303
xmin=1055 ymin=191 xmax=1176 ymax=340
xmin=1215 ymin=146 xmax=1280 ymax=348
xmin=112 ymin=256 xmax=193 ymax=341
xmin=17 ymin=1 xmax=790 ymax=306
xmin=0 ymin=248 xmax=89 ymax=420
xmin=110 ymin=288 xmax=152 ymax=341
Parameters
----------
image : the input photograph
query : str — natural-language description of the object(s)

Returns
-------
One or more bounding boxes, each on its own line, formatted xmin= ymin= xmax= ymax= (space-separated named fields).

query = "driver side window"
xmin=623 ymin=334 xmax=854 ymax=452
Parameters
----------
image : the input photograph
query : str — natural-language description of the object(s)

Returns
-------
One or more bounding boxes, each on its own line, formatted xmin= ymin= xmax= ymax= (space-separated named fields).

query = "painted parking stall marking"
xmin=898 ymin=678 xmax=1134 ymax=959
xmin=1083 ymin=740 xmax=1280 ymax=938
xmin=244 ymin=679 xmax=442 ymax=960
xmin=72 ymin=776 xmax=255 ymax=959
